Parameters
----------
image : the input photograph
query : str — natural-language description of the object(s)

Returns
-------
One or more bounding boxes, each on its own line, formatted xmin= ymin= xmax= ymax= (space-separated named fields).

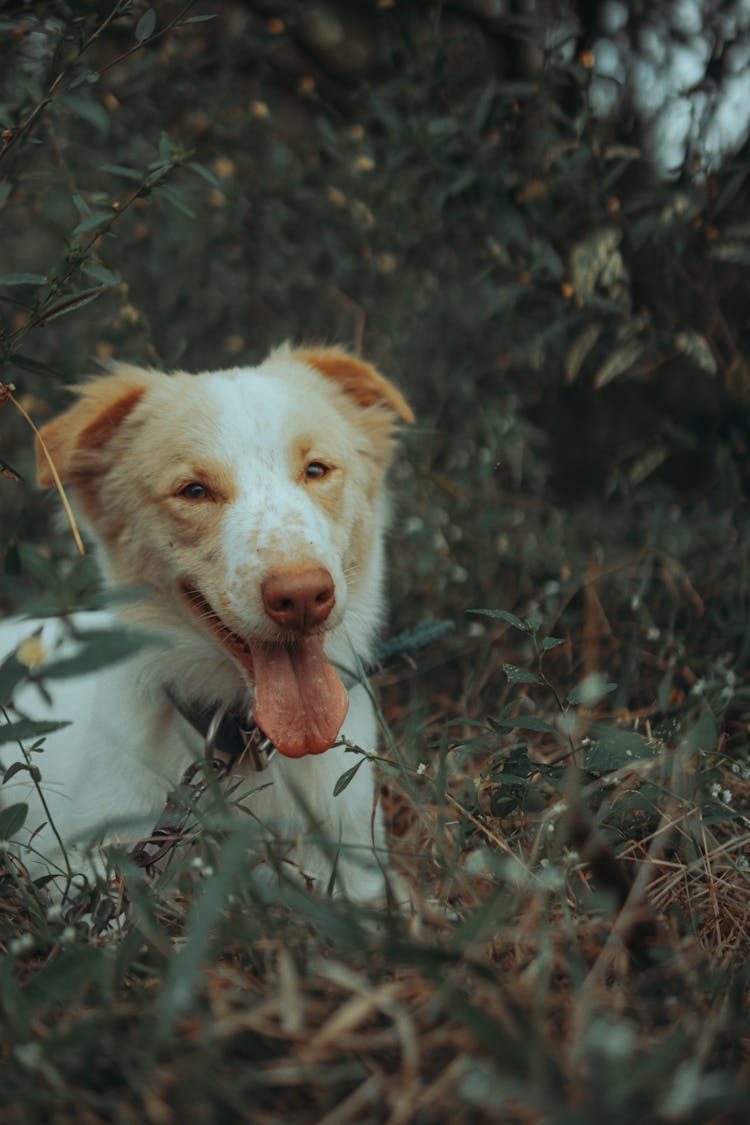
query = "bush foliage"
xmin=1 ymin=3 xmax=749 ymax=1122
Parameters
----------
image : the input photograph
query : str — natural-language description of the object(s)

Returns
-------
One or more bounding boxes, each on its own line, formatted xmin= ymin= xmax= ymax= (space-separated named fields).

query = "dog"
xmin=0 ymin=344 xmax=413 ymax=902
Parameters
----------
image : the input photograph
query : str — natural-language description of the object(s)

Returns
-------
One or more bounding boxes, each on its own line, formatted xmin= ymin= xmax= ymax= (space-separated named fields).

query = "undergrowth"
xmin=1 ymin=3 xmax=749 ymax=1123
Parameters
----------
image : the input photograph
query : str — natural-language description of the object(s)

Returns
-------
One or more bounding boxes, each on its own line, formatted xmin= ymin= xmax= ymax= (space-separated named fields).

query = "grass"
xmin=1 ymin=509 xmax=748 ymax=1122
xmin=1 ymin=3 xmax=750 ymax=1121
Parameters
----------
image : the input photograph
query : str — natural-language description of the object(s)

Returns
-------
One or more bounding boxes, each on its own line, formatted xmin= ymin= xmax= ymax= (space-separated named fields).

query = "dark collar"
xmin=164 ymin=685 xmax=275 ymax=771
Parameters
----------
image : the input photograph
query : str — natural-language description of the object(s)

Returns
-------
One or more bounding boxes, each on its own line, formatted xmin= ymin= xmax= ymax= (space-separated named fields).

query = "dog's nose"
xmin=262 ymin=566 xmax=336 ymax=632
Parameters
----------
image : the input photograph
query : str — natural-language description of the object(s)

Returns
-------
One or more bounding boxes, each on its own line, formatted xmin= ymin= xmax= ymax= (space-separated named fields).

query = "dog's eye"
xmin=178 ymin=482 xmax=212 ymax=501
xmin=305 ymin=461 xmax=330 ymax=481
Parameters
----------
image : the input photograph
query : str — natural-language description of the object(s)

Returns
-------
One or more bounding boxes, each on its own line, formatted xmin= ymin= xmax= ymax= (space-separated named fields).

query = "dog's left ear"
xmin=295 ymin=346 xmax=414 ymax=424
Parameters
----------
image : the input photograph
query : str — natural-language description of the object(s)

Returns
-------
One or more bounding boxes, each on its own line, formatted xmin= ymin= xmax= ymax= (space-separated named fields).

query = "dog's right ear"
xmin=36 ymin=367 xmax=152 ymax=488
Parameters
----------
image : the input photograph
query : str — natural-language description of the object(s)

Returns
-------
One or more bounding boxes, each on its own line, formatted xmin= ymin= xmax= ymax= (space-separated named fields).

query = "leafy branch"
xmin=0 ymin=3 xmax=200 ymax=166
xmin=0 ymin=135 xmax=192 ymax=370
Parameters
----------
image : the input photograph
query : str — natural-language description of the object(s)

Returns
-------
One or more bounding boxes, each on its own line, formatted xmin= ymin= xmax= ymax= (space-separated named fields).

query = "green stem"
xmin=1 ymin=703 xmax=76 ymax=897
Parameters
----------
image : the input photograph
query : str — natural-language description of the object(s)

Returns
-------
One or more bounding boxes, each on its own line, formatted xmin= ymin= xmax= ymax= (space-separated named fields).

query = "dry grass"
xmin=2 ymin=598 xmax=748 ymax=1123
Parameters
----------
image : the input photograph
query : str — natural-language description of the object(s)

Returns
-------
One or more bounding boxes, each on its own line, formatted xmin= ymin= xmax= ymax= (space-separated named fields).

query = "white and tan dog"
xmin=0 ymin=345 xmax=412 ymax=901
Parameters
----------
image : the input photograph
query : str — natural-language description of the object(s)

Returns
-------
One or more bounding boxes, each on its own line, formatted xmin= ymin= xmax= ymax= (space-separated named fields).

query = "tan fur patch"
xmin=295 ymin=346 xmax=414 ymax=424
xmin=36 ymin=373 xmax=150 ymax=487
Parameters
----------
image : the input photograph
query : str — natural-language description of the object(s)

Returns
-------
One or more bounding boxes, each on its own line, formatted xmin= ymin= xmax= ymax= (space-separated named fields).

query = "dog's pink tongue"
xmin=250 ymin=636 xmax=349 ymax=757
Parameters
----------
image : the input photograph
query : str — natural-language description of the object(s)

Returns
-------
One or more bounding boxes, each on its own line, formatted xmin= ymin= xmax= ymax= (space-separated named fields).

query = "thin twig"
xmin=4 ymin=389 xmax=84 ymax=555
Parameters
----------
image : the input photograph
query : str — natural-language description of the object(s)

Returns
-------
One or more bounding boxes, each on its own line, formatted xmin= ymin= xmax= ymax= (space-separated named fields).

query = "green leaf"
xmin=39 ymin=628 xmax=162 ymax=680
xmin=565 ymin=322 xmax=602 ymax=382
xmin=657 ymin=666 xmax=673 ymax=714
xmin=333 ymin=757 xmax=366 ymax=796
xmin=686 ymin=713 xmax=718 ymax=754
xmin=584 ymin=728 xmax=655 ymax=771
xmin=568 ymin=675 xmax=618 ymax=706
xmin=156 ymin=184 xmax=195 ymax=218
xmin=72 ymin=193 xmax=90 ymax=216
xmin=83 ymin=261 xmax=120 ymax=286
xmin=2 ymin=761 xmax=39 ymax=784
xmin=711 ymin=242 xmax=750 ymax=265
xmin=593 ymin=339 xmax=645 ymax=389
xmin=374 ymin=619 xmax=454 ymax=665
xmin=0 ymin=652 xmax=26 ymax=707
xmin=503 ymin=663 xmax=542 ymax=685
xmin=675 ymin=331 xmax=717 ymax=377
xmin=542 ymin=636 xmax=565 ymax=651
xmin=156 ymin=827 xmax=253 ymax=1043
xmin=468 ymin=609 xmax=529 ymax=632
xmin=0 ymin=181 xmax=11 ymax=208
xmin=24 ymin=948 xmax=108 ymax=1013
xmin=490 ymin=715 xmax=558 ymax=735
xmin=99 ymin=162 xmax=143 ymax=181
xmin=0 ymin=719 xmax=71 ymax=746
xmin=0 ymin=802 xmax=28 ymax=838
xmin=0 ymin=273 xmax=46 ymax=286
xmin=58 ymin=93 xmax=110 ymax=136
xmin=135 ymin=8 xmax=157 ymax=42
xmin=35 ymin=287 xmax=108 ymax=325
xmin=158 ymin=132 xmax=175 ymax=163
xmin=188 ymin=161 xmax=222 ymax=189
xmin=72 ymin=210 xmax=113 ymax=235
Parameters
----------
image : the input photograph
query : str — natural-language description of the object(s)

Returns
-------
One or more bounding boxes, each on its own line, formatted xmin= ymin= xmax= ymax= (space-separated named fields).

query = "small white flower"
xmin=60 ymin=926 xmax=76 ymax=943
xmin=10 ymin=934 xmax=34 ymax=954
xmin=46 ymin=903 xmax=63 ymax=922
xmin=416 ymin=762 xmax=427 ymax=776
xmin=722 ymin=788 xmax=732 ymax=804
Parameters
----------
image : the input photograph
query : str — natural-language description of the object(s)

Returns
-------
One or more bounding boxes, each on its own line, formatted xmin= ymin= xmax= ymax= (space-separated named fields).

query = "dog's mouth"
xmin=180 ymin=583 xmax=348 ymax=759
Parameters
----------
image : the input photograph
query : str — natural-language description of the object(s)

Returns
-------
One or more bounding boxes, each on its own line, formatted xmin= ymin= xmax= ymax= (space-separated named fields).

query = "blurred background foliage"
xmin=2 ymin=3 xmax=750 ymax=1121
xmin=2 ymin=1 xmax=749 ymax=640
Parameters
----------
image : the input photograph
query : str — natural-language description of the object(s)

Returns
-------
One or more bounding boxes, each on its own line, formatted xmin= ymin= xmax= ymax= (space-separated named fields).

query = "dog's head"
xmin=36 ymin=345 xmax=413 ymax=757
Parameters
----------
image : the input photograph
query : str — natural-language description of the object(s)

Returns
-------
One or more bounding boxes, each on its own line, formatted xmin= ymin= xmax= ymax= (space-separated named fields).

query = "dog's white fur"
xmin=0 ymin=344 xmax=412 ymax=902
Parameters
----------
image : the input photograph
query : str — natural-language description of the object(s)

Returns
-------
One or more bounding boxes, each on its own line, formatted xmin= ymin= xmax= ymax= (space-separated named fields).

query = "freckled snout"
xmin=262 ymin=566 xmax=336 ymax=632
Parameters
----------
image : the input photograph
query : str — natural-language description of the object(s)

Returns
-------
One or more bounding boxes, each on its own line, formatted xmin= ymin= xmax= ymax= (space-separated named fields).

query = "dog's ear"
xmin=295 ymin=346 xmax=414 ymax=424
xmin=36 ymin=367 xmax=151 ymax=488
